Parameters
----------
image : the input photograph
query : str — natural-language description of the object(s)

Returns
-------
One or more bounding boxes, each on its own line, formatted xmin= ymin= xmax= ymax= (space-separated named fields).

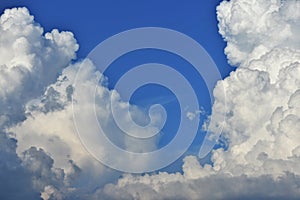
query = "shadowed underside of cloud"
xmin=0 ymin=0 xmax=300 ymax=199
xmin=99 ymin=158 xmax=300 ymax=200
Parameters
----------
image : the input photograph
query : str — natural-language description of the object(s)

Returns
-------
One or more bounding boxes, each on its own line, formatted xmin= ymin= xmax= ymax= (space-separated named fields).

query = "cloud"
xmin=0 ymin=7 xmax=78 ymax=127
xmin=0 ymin=132 xmax=42 ymax=200
xmin=10 ymin=56 xmax=161 ymax=176
xmin=207 ymin=0 xmax=300 ymax=177
xmin=0 ymin=7 xmax=161 ymax=199
xmin=99 ymin=0 xmax=300 ymax=199
xmin=1 ymin=0 xmax=300 ymax=199
xmin=217 ymin=0 xmax=300 ymax=66
xmin=0 ymin=7 xmax=78 ymax=199
xmin=96 ymin=156 xmax=300 ymax=200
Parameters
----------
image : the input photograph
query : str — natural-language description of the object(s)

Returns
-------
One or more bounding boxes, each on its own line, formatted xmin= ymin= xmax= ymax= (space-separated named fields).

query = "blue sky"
xmin=0 ymin=0 xmax=231 ymax=73
xmin=1 ymin=0 xmax=300 ymax=199
xmin=0 ymin=0 xmax=233 ymax=171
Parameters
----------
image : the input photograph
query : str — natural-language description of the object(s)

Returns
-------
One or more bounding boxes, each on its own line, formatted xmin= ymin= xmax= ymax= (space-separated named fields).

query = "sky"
xmin=0 ymin=0 xmax=231 ymax=155
xmin=0 ymin=0 xmax=229 ymax=65
xmin=0 ymin=0 xmax=232 ymax=170
xmin=0 ymin=0 xmax=300 ymax=199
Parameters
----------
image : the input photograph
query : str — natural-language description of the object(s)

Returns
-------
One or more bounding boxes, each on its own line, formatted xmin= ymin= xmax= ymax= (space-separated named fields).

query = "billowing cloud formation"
xmin=98 ymin=0 xmax=300 ymax=199
xmin=0 ymin=7 xmax=78 ymax=127
xmin=11 ymin=59 xmax=159 ymax=190
xmin=217 ymin=0 xmax=300 ymax=66
xmin=209 ymin=0 xmax=300 ymax=177
xmin=1 ymin=7 xmax=159 ymax=199
xmin=0 ymin=7 xmax=78 ymax=199
xmin=1 ymin=0 xmax=300 ymax=199
xmin=0 ymin=132 xmax=41 ymax=200
xmin=96 ymin=157 xmax=300 ymax=200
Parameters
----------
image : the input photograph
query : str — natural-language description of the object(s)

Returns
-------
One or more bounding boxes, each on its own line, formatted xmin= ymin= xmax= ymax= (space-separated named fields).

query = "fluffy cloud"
xmin=96 ymin=157 xmax=300 ymax=200
xmin=1 ymin=7 xmax=160 ymax=199
xmin=217 ymin=0 xmax=300 ymax=66
xmin=99 ymin=0 xmax=300 ymax=199
xmin=207 ymin=0 xmax=300 ymax=177
xmin=11 ymin=57 xmax=161 ymax=177
xmin=0 ymin=7 xmax=78 ymax=199
xmin=1 ymin=0 xmax=300 ymax=199
xmin=0 ymin=7 xmax=78 ymax=127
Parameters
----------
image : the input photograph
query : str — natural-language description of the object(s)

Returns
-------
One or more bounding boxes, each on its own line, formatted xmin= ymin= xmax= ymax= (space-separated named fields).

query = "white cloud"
xmin=0 ymin=7 xmax=78 ymax=127
xmin=186 ymin=109 xmax=204 ymax=121
xmin=0 ymin=7 xmax=160 ymax=198
xmin=1 ymin=0 xmax=300 ymax=198
xmin=206 ymin=0 xmax=300 ymax=178
xmin=0 ymin=7 xmax=79 ymax=199
xmin=217 ymin=0 xmax=300 ymax=66
xmin=99 ymin=0 xmax=300 ymax=199
xmin=94 ymin=157 xmax=300 ymax=200
xmin=11 ymin=57 xmax=161 ymax=176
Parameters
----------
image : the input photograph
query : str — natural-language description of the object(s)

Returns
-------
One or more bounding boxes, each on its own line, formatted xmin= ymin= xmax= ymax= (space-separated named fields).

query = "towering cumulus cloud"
xmin=1 ymin=0 xmax=300 ymax=199
xmin=0 ymin=7 xmax=78 ymax=127
xmin=0 ymin=7 xmax=78 ymax=200
xmin=98 ymin=0 xmax=300 ymax=199
xmin=209 ymin=0 xmax=300 ymax=177
xmin=1 ymin=7 xmax=158 ymax=200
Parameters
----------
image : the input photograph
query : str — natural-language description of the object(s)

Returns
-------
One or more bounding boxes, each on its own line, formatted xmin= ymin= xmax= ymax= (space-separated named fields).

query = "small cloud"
xmin=186 ymin=108 xmax=205 ymax=121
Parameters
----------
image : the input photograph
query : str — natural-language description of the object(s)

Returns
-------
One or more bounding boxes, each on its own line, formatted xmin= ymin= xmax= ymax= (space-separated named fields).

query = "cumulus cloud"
xmin=0 ymin=7 xmax=161 ymax=199
xmin=0 ymin=7 xmax=78 ymax=127
xmin=1 ymin=0 xmax=300 ymax=199
xmin=0 ymin=7 xmax=79 ymax=199
xmin=207 ymin=0 xmax=300 ymax=177
xmin=217 ymin=0 xmax=300 ymax=66
xmin=100 ymin=0 xmax=300 ymax=199
xmin=95 ymin=156 xmax=300 ymax=200
xmin=0 ymin=132 xmax=42 ymax=200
